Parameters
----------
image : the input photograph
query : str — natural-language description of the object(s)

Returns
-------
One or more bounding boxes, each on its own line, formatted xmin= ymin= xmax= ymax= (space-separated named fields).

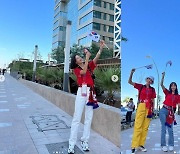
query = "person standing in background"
xmin=126 ymin=98 xmax=135 ymax=124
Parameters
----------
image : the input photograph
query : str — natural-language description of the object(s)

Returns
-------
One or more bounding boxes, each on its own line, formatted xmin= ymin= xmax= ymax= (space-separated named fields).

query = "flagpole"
xmin=135 ymin=66 xmax=146 ymax=70
xmin=104 ymin=43 xmax=109 ymax=50
xmin=100 ymin=39 xmax=109 ymax=50
xmin=164 ymin=66 xmax=167 ymax=73
xmin=135 ymin=64 xmax=153 ymax=70
xmin=146 ymin=56 xmax=160 ymax=113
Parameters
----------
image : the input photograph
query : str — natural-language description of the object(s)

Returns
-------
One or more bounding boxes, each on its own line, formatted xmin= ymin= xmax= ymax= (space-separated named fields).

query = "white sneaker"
xmin=131 ymin=148 xmax=135 ymax=154
xmin=81 ymin=141 xmax=90 ymax=151
xmin=169 ymin=146 xmax=174 ymax=151
xmin=139 ymin=146 xmax=147 ymax=152
xmin=162 ymin=146 xmax=168 ymax=152
xmin=68 ymin=144 xmax=74 ymax=154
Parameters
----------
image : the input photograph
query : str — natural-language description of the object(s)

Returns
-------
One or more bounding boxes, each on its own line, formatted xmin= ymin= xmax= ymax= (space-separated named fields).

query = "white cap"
xmin=146 ymin=76 xmax=154 ymax=84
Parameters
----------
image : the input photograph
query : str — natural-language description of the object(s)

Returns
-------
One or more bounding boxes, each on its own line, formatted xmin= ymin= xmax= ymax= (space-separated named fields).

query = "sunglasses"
xmin=147 ymin=78 xmax=153 ymax=82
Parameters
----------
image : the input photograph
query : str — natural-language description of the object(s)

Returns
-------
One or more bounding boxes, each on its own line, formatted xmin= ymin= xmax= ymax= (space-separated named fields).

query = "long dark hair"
xmin=169 ymin=82 xmax=178 ymax=95
xmin=70 ymin=54 xmax=78 ymax=69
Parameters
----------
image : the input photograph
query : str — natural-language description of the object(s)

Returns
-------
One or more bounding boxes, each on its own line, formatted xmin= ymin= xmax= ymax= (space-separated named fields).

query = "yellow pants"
xmin=131 ymin=103 xmax=151 ymax=148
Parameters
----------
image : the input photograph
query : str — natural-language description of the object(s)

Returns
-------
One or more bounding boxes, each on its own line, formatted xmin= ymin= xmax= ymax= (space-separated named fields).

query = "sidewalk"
xmin=120 ymin=113 xmax=180 ymax=154
xmin=0 ymin=74 xmax=120 ymax=154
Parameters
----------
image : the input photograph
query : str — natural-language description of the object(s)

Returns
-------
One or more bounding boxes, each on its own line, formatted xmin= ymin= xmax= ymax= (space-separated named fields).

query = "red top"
xmin=134 ymin=83 xmax=156 ymax=101
xmin=163 ymin=88 xmax=180 ymax=107
xmin=73 ymin=61 xmax=96 ymax=86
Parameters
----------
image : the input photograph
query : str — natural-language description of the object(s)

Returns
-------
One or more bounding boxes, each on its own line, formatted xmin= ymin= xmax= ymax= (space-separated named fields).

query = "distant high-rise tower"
xmin=52 ymin=0 xmax=121 ymax=57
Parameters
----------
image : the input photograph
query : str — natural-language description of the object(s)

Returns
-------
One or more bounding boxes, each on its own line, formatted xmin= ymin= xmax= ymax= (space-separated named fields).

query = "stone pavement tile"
xmin=120 ymin=116 xmax=180 ymax=154
xmin=30 ymin=132 xmax=46 ymax=139
xmin=44 ymin=131 xmax=60 ymax=138
xmin=0 ymin=137 xmax=14 ymax=151
xmin=26 ymin=124 xmax=38 ymax=129
xmin=28 ymin=128 xmax=39 ymax=134
xmin=47 ymin=136 xmax=66 ymax=144
xmin=43 ymin=130 xmax=59 ymax=136
xmin=58 ymin=131 xmax=70 ymax=140
xmin=0 ymin=149 xmax=19 ymax=154
xmin=15 ymin=144 xmax=38 ymax=154
xmin=0 ymin=128 xmax=12 ymax=137
xmin=32 ymin=138 xmax=50 ymax=146
xmin=35 ymin=145 xmax=49 ymax=154
xmin=11 ymin=130 xmax=30 ymax=138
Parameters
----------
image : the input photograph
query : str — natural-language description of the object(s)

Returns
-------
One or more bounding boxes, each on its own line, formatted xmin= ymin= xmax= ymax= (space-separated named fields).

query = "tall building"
xmin=52 ymin=0 xmax=115 ymax=50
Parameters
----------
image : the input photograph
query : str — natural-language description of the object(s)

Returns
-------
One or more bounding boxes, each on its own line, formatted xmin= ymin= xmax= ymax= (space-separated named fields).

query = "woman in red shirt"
xmin=68 ymin=41 xmax=105 ymax=154
xmin=160 ymin=72 xmax=180 ymax=152
xmin=128 ymin=68 xmax=156 ymax=154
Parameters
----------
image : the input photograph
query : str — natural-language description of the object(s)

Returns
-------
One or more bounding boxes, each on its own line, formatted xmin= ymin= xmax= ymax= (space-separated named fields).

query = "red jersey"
xmin=73 ymin=61 xmax=96 ymax=86
xmin=134 ymin=83 xmax=156 ymax=101
xmin=163 ymin=88 xmax=180 ymax=107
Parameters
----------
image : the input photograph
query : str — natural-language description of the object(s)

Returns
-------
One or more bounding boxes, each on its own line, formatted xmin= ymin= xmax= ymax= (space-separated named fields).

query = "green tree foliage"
xmin=70 ymin=44 xmax=84 ymax=58
xmin=94 ymin=68 xmax=120 ymax=96
xmin=122 ymin=97 xmax=131 ymax=103
xmin=51 ymin=43 xmax=114 ymax=63
xmin=36 ymin=68 xmax=63 ymax=86
xmin=89 ymin=43 xmax=113 ymax=59
xmin=51 ymin=46 xmax=65 ymax=63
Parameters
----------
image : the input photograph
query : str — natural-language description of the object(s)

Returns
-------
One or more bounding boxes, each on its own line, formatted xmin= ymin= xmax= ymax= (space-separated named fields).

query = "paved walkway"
xmin=0 ymin=74 xmax=120 ymax=154
xmin=120 ymin=113 xmax=180 ymax=154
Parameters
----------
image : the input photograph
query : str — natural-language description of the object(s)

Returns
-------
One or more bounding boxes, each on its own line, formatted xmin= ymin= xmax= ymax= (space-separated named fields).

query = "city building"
xmin=52 ymin=0 xmax=115 ymax=50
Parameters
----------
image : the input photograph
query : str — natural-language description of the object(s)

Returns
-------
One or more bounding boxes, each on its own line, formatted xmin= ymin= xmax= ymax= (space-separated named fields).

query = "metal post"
xmin=63 ymin=21 xmax=72 ymax=92
xmin=32 ymin=45 xmax=38 ymax=82
xmin=152 ymin=58 xmax=160 ymax=111
xmin=48 ymin=54 xmax=51 ymax=65
xmin=146 ymin=56 xmax=160 ymax=111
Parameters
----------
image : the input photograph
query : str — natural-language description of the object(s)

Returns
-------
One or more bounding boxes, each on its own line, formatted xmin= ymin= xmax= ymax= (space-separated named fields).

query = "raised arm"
xmin=160 ymin=72 xmax=166 ymax=91
xmin=80 ymin=51 xmax=91 ymax=75
xmin=128 ymin=69 xmax=135 ymax=86
xmin=93 ymin=40 xmax=105 ymax=64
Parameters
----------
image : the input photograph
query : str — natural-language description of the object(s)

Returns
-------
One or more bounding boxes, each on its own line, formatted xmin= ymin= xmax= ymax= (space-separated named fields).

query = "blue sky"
xmin=121 ymin=0 xmax=180 ymax=107
xmin=0 ymin=0 xmax=54 ymax=67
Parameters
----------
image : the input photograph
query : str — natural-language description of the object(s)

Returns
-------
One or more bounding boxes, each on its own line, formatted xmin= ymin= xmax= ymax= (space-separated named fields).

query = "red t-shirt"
xmin=134 ymin=83 xmax=156 ymax=101
xmin=73 ymin=61 xmax=96 ymax=86
xmin=163 ymin=88 xmax=180 ymax=107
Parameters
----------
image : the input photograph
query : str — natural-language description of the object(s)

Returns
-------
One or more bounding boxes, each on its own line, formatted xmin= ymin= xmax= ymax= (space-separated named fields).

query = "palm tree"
xmin=94 ymin=68 xmax=120 ymax=105
xmin=123 ymin=97 xmax=131 ymax=103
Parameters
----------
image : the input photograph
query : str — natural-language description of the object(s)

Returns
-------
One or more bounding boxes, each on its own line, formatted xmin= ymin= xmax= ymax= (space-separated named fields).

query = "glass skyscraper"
xmin=52 ymin=0 xmax=115 ymax=49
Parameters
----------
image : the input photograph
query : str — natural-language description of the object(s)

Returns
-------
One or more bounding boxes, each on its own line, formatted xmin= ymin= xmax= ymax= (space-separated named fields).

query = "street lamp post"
xmin=146 ymin=56 xmax=160 ymax=111
xmin=63 ymin=21 xmax=72 ymax=92
xmin=32 ymin=45 xmax=38 ymax=82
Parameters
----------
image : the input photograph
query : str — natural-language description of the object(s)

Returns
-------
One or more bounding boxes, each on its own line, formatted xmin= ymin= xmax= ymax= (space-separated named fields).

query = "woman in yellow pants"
xmin=128 ymin=68 xmax=156 ymax=154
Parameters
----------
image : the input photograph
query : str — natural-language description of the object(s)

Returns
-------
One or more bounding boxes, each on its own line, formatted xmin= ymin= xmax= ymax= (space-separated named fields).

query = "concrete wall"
xmin=20 ymin=79 xmax=121 ymax=147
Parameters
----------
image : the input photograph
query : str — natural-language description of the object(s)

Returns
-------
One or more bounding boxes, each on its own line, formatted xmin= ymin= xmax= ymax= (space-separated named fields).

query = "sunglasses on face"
xmin=147 ymin=78 xmax=153 ymax=82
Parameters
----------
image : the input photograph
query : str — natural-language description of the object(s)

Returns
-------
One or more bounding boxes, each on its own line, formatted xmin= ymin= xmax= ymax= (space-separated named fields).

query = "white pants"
xmin=69 ymin=87 xmax=93 ymax=146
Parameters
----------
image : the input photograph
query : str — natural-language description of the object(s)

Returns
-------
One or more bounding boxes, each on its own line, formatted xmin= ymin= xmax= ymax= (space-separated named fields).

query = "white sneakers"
xmin=131 ymin=146 xmax=147 ymax=154
xmin=139 ymin=146 xmax=147 ymax=152
xmin=161 ymin=146 xmax=174 ymax=152
xmin=169 ymin=146 xmax=174 ymax=151
xmin=81 ymin=141 xmax=90 ymax=151
xmin=162 ymin=146 xmax=168 ymax=152
xmin=68 ymin=144 xmax=75 ymax=154
xmin=68 ymin=141 xmax=90 ymax=153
